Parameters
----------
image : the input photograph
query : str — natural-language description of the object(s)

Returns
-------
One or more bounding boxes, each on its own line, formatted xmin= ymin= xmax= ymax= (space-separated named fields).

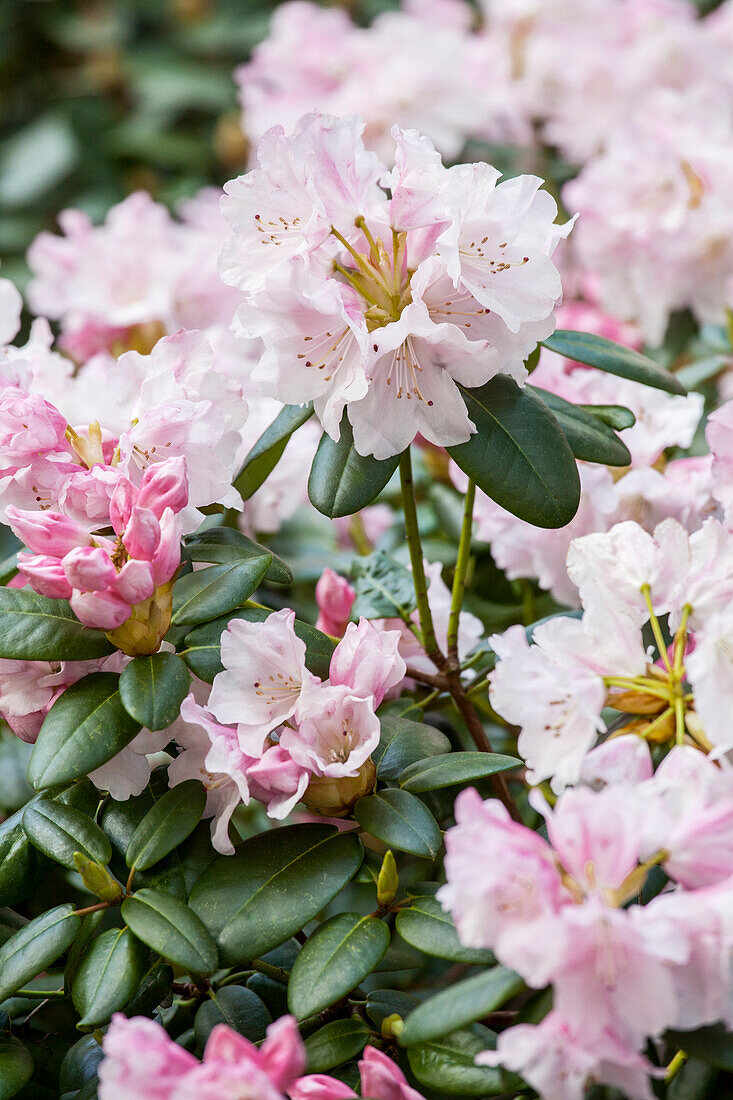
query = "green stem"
xmin=665 ymin=1049 xmax=688 ymax=1083
xmin=447 ymin=479 xmax=475 ymax=662
xmin=399 ymin=449 xmax=443 ymax=668
xmin=250 ymin=958 xmax=290 ymax=984
xmin=15 ymin=988 xmax=64 ymax=999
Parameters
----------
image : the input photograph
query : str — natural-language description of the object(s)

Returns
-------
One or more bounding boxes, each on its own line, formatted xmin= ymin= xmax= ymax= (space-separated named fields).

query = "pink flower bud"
xmin=111 ymin=559 xmax=155 ymax=605
xmin=359 ymin=1045 xmax=425 ymax=1099
xmin=6 ymin=506 xmax=89 ymax=557
xmin=70 ymin=589 xmax=131 ymax=630
xmin=17 ymin=553 xmax=73 ymax=599
xmin=289 ymin=1076 xmax=357 ymax=1100
xmin=123 ymin=506 xmax=161 ymax=561
xmin=259 ymin=1014 xmax=308 ymax=1089
xmin=151 ymin=508 xmax=182 ymax=585
xmin=63 ymin=546 xmax=116 ymax=592
xmin=137 ymin=456 xmax=188 ymax=519
xmin=109 ymin=475 xmax=136 ymax=533
xmin=315 ymin=568 xmax=356 ymax=637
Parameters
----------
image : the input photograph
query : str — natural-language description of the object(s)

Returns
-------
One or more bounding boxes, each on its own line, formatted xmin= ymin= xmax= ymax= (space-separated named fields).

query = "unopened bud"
xmin=106 ymin=580 xmax=174 ymax=657
xmin=605 ymin=688 xmax=667 ymax=715
xmin=73 ymin=853 xmax=123 ymax=902
xmin=301 ymin=758 xmax=376 ymax=818
xmin=381 ymin=1014 xmax=404 ymax=1040
xmin=377 ymin=850 xmax=399 ymax=909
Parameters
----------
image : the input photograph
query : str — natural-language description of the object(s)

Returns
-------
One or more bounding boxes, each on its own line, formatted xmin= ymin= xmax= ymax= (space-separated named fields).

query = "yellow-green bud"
xmin=377 ymin=849 xmax=399 ymax=909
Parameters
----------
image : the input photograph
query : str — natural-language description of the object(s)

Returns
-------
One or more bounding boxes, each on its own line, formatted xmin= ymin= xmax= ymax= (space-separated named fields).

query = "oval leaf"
xmin=0 ymin=589 xmax=113 ymax=662
xmin=185 ymin=528 xmax=292 ymax=585
xmin=542 ymin=329 xmax=687 ymax=395
xmin=22 ymin=799 xmax=112 ymax=870
xmin=401 ymin=967 xmax=523 ymax=1045
xmin=0 ymin=816 xmax=50 ymax=909
xmin=189 ymin=825 xmax=363 ymax=965
xmin=234 ymin=402 xmax=314 ymax=501
xmin=119 ymin=652 xmax=191 ymax=730
xmin=0 ymin=904 xmax=81 ymax=1001
xmin=304 ymin=1018 xmax=370 ymax=1073
xmin=288 ymin=913 xmax=390 ymax=1019
xmin=354 ymin=789 xmax=441 ymax=859
xmin=308 ymin=418 xmax=400 ymax=518
xmin=121 ymin=888 xmax=219 ymax=975
xmin=373 ymin=717 xmax=451 ymax=780
xmin=448 ymin=376 xmax=581 ymax=529
xmin=182 ymin=607 xmax=334 ymax=684
xmin=530 ymin=387 xmax=632 ymax=467
xmin=407 ymin=1028 xmax=504 ymax=1097
xmin=399 ymin=751 xmax=519 ymax=793
xmin=29 ymin=673 xmax=141 ymax=790
xmin=395 ymin=896 xmax=494 ymax=965
xmin=171 ymin=558 xmax=272 ymax=627
xmin=126 ymin=780 xmax=207 ymax=871
xmin=577 ymin=403 xmax=636 ymax=431
xmin=72 ymin=927 xmax=148 ymax=1026
xmin=194 ymin=985 xmax=271 ymax=1047
xmin=0 ymin=1036 xmax=33 ymax=1099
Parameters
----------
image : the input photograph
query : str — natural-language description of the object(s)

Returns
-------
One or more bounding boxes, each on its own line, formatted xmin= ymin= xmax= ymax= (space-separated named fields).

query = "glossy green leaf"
xmin=530 ymin=387 xmax=632 ymax=466
xmin=577 ymin=403 xmax=636 ymax=431
xmin=182 ymin=607 xmax=334 ymax=684
xmin=448 ymin=376 xmax=581 ymax=529
xmin=0 ymin=589 xmax=113 ymax=662
xmin=308 ymin=418 xmax=400 ymax=518
xmin=0 ymin=904 xmax=81 ymax=1001
xmin=542 ymin=329 xmax=687 ymax=395
xmin=288 ymin=913 xmax=390 ymax=1019
xmin=401 ymin=967 xmax=523 ymax=1045
xmin=58 ymin=1035 xmax=105 ymax=1093
xmin=399 ymin=751 xmax=519 ymax=793
xmin=395 ymin=896 xmax=494 ymax=965
xmin=171 ymin=557 xmax=272 ymax=627
xmin=667 ymin=1025 xmax=733 ymax=1071
xmin=0 ymin=113 xmax=78 ymax=208
xmin=0 ymin=814 xmax=50 ymax=909
xmin=194 ymin=985 xmax=271 ymax=1047
xmin=126 ymin=780 xmax=206 ymax=871
xmin=304 ymin=1018 xmax=370 ymax=1073
xmin=121 ymin=888 xmax=219 ymax=975
xmin=29 ymin=673 xmax=141 ymax=790
xmin=189 ymin=825 xmax=363 ymax=965
xmin=373 ymin=717 xmax=451 ymax=780
xmin=22 ymin=799 xmax=111 ymax=870
xmin=185 ymin=528 xmax=292 ymax=585
xmin=119 ymin=652 xmax=190 ymax=730
xmin=354 ymin=790 xmax=441 ymax=859
xmin=234 ymin=403 xmax=314 ymax=501
xmin=72 ymin=927 xmax=148 ymax=1026
xmin=0 ymin=1036 xmax=33 ymax=1099
xmin=351 ymin=552 xmax=417 ymax=619
xmin=407 ymin=1028 xmax=504 ymax=1097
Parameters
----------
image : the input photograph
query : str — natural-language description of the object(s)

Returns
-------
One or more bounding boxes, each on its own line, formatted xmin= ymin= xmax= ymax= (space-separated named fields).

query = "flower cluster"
xmin=440 ymin=747 xmax=733 ymax=1099
xmin=171 ymin=610 xmax=405 ymax=850
xmin=219 ymin=112 xmax=571 ymax=458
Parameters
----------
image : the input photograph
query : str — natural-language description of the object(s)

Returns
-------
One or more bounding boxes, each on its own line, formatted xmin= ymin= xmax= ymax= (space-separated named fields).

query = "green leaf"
xmin=351 ymin=552 xmax=417 ymax=619
xmin=0 ymin=113 xmax=78 ymax=208
xmin=189 ymin=825 xmax=363 ymax=965
xmin=0 ymin=589 xmax=113 ymax=662
xmin=0 ymin=1036 xmax=33 ymax=1099
xmin=29 ymin=673 xmax=141 ymax=790
xmin=72 ymin=927 xmax=148 ymax=1026
xmin=401 ymin=967 xmax=523 ymax=1045
xmin=354 ymin=790 xmax=441 ymax=859
xmin=194 ymin=986 xmax=271 ymax=1047
xmin=121 ymin=888 xmax=219 ymax=975
xmin=395 ymin=896 xmax=494 ymax=965
xmin=119 ymin=652 xmax=190 ymax=730
xmin=126 ymin=781 xmax=206 ymax=871
xmin=407 ymin=1028 xmax=504 ymax=1097
xmin=308 ymin=418 xmax=400 ymax=518
xmin=448 ymin=376 xmax=581 ymax=529
xmin=22 ymin=799 xmax=111 ymax=870
xmin=185 ymin=528 xmax=292 ymax=585
xmin=0 ymin=904 xmax=81 ymax=1001
xmin=373 ymin=717 xmax=451 ymax=780
xmin=542 ymin=329 xmax=687 ymax=395
xmin=58 ymin=1035 xmax=105 ymax=1093
xmin=530 ymin=387 xmax=632 ymax=466
xmin=399 ymin=751 xmax=519 ymax=793
xmin=0 ymin=816 xmax=49 ymax=909
xmin=304 ymin=1018 xmax=370 ymax=1073
xmin=234 ymin=403 xmax=314 ymax=501
xmin=667 ymin=1025 xmax=733 ymax=1072
xmin=288 ymin=913 xmax=390 ymax=1019
xmin=171 ymin=558 xmax=272 ymax=627
xmin=182 ymin=607 xmax=335 ymax=684
xmin=576 ymin=404 xmax=636 ymax=431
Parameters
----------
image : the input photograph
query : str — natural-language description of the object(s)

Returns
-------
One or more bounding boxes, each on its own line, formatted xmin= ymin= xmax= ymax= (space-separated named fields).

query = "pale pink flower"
xmin=686 ymin=608 xmax=733 ymax=757
xmin=98 ymin=1014 xmax=197 ymax=1099
xmin=579 ymin=734 xmax=653 ymax=791
xmin=0 ymin=276 xmax=22 ymax=346
xmin=315 ymin=568 xmax=356 ymax=636
xmin=291 ymin=1044 xmax=424 ymax=1100
xmin=328 ymin=619 xmax=405 ymax=706
xmin=707 ymin=399 xmax=733 ymax=527
xmin=281 ymin=683 xmax=380 ymax=778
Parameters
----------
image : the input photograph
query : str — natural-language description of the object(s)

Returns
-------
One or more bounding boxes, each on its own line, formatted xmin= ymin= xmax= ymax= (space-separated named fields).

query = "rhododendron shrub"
xmin=2 ymin=8 xmax=733 ymax=1099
